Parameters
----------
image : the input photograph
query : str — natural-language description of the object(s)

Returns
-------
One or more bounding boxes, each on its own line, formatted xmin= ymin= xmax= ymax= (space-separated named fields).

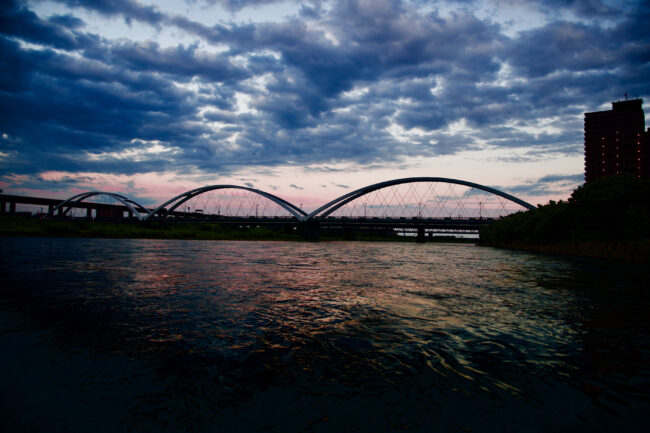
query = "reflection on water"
xmin=1 ymin=238 xmax=649 ymax=432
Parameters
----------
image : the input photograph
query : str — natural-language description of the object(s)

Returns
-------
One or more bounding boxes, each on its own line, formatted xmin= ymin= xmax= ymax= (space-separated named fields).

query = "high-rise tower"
xmin=584 ymin=99 xmax=649 ymax=182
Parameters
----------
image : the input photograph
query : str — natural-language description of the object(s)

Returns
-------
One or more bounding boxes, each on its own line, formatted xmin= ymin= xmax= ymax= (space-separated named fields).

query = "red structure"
xmin=584 ymin=99 xmax=650 ymax=182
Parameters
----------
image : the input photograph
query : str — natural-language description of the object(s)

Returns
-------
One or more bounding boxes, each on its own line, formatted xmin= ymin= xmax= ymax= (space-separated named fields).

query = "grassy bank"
xmin=482 ymin=240 xmax=650 ymax=262
xmin=480 ymin=175 xmax=650 ymax=262
xmin=0 ymin=216 xmax=471 ymax=243
xmin=0 ymin=217 xmax=304 ymax=241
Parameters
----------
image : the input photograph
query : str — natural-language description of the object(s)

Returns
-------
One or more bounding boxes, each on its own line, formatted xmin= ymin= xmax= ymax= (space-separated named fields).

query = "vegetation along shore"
xmin=480 ymin=175 xmax=650 ymax=262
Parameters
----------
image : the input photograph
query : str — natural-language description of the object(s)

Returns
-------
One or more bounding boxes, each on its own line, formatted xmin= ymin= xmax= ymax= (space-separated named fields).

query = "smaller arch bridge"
xmin=48 ymin=192 xmax=149 ymax=220
xmin=145 ymin=185 xmax=308 ymax=221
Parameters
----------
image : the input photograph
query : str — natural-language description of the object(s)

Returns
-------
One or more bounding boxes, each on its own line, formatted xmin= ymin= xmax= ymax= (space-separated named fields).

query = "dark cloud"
xmin=109 ymin=40 xmax=250 ymax=83
xmin=0 ymin=0 xmax=97 ymax=50
xmin=299 ymin=1 xmax=324 ymax=19
xmin=289 ymin=184 xmax=303 ymax=190
xmin=331 ymin=182 xmax=350 ymax=189
xmin=523 ymin=0 xmax=622 ymax=18
xmin=0 ymin=0 xmax=648 ymax=194
xmin=507 ymin=21 xmax=613 ymax=79
xmin=55 ymin=0 xmax=166 ymax=26
xmin=506 ymin=173 xmax=584 ymax=198
xmin=538 ymin=174 xmax=584 ymax=183
xmin=0 ymin=172 xmax=87 ymax=193
xmin=189 ymin=0 xmax=293 ymax=12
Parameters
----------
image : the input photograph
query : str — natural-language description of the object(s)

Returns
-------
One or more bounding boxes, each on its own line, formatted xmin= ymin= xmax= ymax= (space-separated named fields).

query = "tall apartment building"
xmin=584 ymin=98 xmax=650 ymax=182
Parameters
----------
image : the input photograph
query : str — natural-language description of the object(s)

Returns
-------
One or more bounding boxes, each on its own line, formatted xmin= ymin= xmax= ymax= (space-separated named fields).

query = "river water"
xmin=0 ymin=237 xmax=648 ymax=432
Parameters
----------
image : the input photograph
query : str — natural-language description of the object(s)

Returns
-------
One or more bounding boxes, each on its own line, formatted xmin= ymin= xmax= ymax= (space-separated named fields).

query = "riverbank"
xmin=0 ymin=216 xmax=303 ymax=241
xmin=0 ymin=216 xmax=478 ymax=243
xmin=480 ymin=240 xmax=650 ymax=262
xmin=480 ymin=175 xmax=650 ymax=262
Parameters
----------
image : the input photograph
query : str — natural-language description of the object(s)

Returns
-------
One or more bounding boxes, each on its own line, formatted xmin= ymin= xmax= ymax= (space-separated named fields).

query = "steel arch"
xmin=48 ymin=191 xmax=148 ymax=220
xmin=306 ymin=177 xmax=536 ymax=220
xmin=145 ymin=185 xmax=308 ymax=221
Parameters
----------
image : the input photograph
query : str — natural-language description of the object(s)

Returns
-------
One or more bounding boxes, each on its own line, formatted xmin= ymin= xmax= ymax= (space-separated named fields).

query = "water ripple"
xmin=1 ymin=238 xmax=649 ymax=432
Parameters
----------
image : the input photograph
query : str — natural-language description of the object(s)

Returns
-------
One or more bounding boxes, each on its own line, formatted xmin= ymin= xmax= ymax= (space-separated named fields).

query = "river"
xmin=1 ymin=237 xmax=648 ymax=432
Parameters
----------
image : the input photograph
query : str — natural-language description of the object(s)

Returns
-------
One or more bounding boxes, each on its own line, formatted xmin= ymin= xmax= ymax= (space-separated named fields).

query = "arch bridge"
xmin=302 ymin=177 xmax=534 ymax=240
xmin=47 ymin=192 xmax=150 ymax=220
xmin=138 ymin=177 xmax=535 ymax=239
xmin=38 ymin=177 xmax=535 ymax=239
xmin=144 ymin=185 xmax=307 ymax=221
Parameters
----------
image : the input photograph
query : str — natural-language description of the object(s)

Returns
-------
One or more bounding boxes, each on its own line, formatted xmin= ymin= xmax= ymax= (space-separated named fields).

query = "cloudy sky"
xmin=1 ymin=0 xmax=648 ymax=209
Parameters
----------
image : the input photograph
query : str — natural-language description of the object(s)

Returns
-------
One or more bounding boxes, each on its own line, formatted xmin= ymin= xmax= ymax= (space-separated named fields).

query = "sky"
xmin=1 ymin=0 xmax=649 ymax=210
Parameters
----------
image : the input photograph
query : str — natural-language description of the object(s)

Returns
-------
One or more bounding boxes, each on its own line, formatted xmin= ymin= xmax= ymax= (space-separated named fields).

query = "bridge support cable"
xmin=306 ymin=177 xmax=535 ymax=221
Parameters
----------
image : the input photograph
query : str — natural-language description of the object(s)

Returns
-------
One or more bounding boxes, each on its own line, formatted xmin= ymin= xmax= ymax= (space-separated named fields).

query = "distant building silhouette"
xmin=584 ymin=98 xmax=650 ymax=182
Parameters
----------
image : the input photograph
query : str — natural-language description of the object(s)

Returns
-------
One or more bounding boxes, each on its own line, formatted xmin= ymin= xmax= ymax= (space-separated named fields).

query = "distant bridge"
xmin=1 ymin=177 xmax=535 ymax=240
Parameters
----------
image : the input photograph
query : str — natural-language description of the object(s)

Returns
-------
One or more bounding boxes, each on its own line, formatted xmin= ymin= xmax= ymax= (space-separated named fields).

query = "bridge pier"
xmin=300 ymin=220 xmax=320 ymax=241
xmin=416 ymin=227 xmax=426 ymax=243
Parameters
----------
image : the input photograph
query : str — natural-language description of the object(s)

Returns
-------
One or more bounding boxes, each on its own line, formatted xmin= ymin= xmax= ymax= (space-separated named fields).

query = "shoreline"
xmin=480 ymin=240 xmax=650 ymax=263
xmin=4 ymin=218 xmax=647 ymax=260
xmin=0 ymin=216 xmax=477 ymax=243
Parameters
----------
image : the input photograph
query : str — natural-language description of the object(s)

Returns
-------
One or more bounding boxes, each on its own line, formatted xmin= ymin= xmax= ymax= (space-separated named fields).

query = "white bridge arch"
xmin=144 ymin=185 xmax=308 ymax=221
xmin=305 ymin=177 xmax=535 ymax=220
